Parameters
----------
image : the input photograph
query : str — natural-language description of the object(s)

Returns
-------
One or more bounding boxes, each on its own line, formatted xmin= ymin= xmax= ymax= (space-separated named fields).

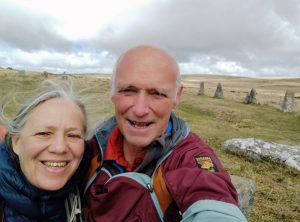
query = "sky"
xmin=0 ymin=0 xmax=299 ymax=77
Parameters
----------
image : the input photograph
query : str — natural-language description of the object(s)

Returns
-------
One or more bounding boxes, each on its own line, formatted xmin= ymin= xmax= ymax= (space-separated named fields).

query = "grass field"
xmin=1 ymin=69 xmax=300 ymax=221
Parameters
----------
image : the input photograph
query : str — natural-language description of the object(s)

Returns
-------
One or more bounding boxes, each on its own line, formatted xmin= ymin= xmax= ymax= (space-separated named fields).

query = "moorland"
xmin=0 ymin=69 xmax=299 ymax=221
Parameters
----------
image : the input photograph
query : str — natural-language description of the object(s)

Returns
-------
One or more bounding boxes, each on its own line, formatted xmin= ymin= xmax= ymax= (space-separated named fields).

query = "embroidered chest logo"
xmin=194 ymin=156 xmax=217 ymax=172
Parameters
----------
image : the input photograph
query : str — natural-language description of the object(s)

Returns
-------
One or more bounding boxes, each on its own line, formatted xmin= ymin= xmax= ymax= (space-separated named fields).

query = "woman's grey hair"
xmin=1 ymin=78 xmax=87 ymax=138
xmin=0 ymin=78 xmax=88 ymax=166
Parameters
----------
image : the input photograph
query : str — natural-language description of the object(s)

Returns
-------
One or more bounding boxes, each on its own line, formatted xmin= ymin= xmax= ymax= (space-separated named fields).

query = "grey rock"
xmin=214 ymin=83 xmax=224 ymax=98
xmin=18 ymin=70 xmax=26 ymax=75
xmin=43 ymin=71 xmax=49 ymax=78
xmin=280 ymin=90 xmax=294 ymax=112
xmin=61 ymin=75 xmax=68 ymax=80
xmin=244 ymin=88 xmax=257 ymax=104
xmin=197 ymin=82 xmax=205 ymax=95
xmin=231 ymin=175 xmax=256 ymax=219
xmin=222 ymin=138 xmax=300 ymax=170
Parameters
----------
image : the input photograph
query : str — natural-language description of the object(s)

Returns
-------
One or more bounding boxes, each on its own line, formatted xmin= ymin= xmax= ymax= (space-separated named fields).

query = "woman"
xmin=0 ymin=79 xmax=89 ymax=221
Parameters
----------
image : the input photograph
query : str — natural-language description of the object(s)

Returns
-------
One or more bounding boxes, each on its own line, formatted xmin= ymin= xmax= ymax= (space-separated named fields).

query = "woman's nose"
xmin=48 ymin=135 xmax=68 ymax=153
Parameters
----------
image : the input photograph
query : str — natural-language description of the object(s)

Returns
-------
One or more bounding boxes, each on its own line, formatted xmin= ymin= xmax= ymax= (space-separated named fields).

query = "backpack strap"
xmin=84 ymin=154 xmax=101 ymax=185
xmin=153 ymin=166 xmax=172 ymax=214
xmin=65 ymin=187 xmax=83 ymax=222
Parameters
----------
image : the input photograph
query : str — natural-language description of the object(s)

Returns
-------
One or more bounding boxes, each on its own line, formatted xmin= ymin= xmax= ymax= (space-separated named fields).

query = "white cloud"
xmin=0 ymin=48 xmax=113 ymax=73
xmin=0 ymin=0 xmax=299 ymax=76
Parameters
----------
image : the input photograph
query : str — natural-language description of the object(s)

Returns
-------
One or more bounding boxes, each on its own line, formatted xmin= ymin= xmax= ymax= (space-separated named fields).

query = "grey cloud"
xmin=93 ymin=0 xmax=300 ymax=75
xmin=0 ymin=2 xmax=73 ymax=52
xmin=0 ymin=0 xmax=299 ymax=76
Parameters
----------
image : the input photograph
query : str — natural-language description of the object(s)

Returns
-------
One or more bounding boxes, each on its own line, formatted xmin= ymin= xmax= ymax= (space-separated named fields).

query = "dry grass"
xmin=183 ymin=74 xmax=300 ymax=113
xmin=1 ymin=69 xmax=300 ymax=221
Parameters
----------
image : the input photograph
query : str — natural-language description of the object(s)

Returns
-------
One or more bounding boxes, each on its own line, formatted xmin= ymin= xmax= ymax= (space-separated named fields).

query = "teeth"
xmin=44 ymin=161 xmax=67 ymax=167
xmin=132 ymin=121 xmax=148 ymax=128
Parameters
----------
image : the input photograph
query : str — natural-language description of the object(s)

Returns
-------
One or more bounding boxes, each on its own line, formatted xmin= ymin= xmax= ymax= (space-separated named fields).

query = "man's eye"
xmin=68 ymin=134 xmax=82 ymax=139
xmin=153 ymin=91 xmax=167 ymax=97
xmin=119 ymin=88 xmax=134 ymax=92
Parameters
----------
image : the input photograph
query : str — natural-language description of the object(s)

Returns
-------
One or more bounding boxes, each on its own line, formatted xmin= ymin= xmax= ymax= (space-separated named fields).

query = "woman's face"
xmin=12 ymin=98 xmax=85 ymax=191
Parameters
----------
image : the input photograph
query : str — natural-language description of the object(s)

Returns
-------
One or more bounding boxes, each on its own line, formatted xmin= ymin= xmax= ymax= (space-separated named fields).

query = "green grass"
xmin=1 ymin=71 xmax=299 ymax=221
xmin=179 ymin=90 xmax=300 ymax=222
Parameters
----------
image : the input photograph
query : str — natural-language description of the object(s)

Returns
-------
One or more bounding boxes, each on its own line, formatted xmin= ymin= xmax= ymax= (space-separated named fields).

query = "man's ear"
xmin=174 ymin=84 xmax=184 ymax=107
xmin=11 ymin=135 xmax=21 ymax=155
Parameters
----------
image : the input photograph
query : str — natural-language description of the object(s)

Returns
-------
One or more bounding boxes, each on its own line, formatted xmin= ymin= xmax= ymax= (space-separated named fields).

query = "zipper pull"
xmin=146 ymin=183 xmax=153 ymax=193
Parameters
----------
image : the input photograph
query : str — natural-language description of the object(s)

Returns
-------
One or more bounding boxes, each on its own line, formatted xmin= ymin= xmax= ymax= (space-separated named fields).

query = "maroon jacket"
xmin=82 ymin=114 xmax=246 ymax=222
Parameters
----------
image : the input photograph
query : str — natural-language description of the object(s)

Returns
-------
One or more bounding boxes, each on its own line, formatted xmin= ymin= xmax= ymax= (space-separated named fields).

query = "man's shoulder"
xmin=175 ymin=132 xmax=212 ymax=151
xmin=163 ymin=132 xmax=221 ymax=170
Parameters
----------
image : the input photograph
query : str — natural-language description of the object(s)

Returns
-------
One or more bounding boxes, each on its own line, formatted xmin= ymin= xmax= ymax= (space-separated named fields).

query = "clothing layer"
xmin=83 ymin=113 xmax=247 ymax=222
xmin=0 ymin=140 xmax=86 ymax=222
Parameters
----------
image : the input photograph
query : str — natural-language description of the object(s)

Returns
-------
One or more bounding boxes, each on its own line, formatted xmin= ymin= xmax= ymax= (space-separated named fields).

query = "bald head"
xmin=111 ymin=45 xmax=181 ymax=95
xmin=110 ymin=45 xmax=184 ymax=150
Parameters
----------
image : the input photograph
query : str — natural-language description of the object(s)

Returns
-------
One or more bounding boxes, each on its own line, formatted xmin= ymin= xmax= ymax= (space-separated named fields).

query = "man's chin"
xmin=126 ymin=137 xmax=154 ymax=150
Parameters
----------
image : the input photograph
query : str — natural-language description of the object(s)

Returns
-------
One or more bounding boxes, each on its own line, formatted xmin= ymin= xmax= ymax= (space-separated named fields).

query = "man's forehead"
xmin=117 ymin=46 xmax=178 ymax=74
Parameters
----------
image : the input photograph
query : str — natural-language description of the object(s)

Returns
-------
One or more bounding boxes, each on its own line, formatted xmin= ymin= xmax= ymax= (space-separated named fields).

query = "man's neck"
xmin=123 ymin=141 xmax=146 ymax=166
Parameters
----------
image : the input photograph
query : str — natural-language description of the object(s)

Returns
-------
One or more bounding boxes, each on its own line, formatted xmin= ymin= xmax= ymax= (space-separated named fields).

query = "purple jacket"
xmin=83 ymin=113 xmax=247 ymax=222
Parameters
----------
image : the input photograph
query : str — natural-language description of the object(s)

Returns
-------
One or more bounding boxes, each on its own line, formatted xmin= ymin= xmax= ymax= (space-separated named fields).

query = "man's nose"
xmin=49 ymin=134 xmax=67 ymax=153
xmin=133 ymin=93 xmax=150 ymax=116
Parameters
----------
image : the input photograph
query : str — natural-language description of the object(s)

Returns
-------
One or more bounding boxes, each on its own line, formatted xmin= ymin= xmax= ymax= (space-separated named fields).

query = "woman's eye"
xmin=35 ymin=132 xmax=51 ymax=136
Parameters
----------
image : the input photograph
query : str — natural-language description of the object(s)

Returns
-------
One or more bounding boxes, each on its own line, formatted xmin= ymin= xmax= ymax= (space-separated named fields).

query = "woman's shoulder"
xmin=0 ymin=141 xmax=16 ymax=175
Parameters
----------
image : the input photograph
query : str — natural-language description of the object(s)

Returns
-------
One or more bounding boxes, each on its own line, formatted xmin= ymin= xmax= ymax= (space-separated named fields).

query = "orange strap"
xmin=84 ymin=155 xmax=101 ymax=184
xmin=153 ymin=166 xmax=172 ymax=213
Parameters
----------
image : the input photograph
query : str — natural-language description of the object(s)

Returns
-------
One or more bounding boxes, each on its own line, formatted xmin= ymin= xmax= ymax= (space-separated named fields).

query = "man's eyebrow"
xmin=117 ymin=85 xmax=136 ymax=90
xmin=149 ymin=88 xmax=170 ymax=93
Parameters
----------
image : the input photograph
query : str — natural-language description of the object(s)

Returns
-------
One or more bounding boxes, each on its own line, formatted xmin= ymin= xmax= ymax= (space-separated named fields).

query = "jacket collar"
xmin=0 ymin=142 xmax=81 ymax=220
xmin=94 ymin=112 xmax=190 ymax=174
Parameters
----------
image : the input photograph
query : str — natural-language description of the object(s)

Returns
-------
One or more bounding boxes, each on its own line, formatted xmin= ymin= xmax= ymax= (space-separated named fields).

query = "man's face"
xmin=111 ymin=50 xmax=182 ymax=151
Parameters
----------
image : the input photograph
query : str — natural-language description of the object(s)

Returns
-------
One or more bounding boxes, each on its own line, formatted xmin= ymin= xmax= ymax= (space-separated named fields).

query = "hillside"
xmin=0 ymin=70 xmax=300 ymax=222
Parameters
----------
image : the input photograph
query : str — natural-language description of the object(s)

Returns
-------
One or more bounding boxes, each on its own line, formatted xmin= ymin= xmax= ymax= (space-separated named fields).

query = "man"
xmin=83 ymin=45 xmax=247 ymax=221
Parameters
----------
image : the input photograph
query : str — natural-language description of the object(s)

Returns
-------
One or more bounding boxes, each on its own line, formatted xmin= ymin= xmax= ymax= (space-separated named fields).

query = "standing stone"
xmin=197 ymin=82 xmax=205 ymax=95
xmin=244 ymin=88 xmax=257 ymax=104
xmin=43 ymin=71 xmax=49 ymax=78
xmin=214 ymin=83 xmax=224 ymax=98
xmin=18 ymin=70 xmax=26 ymax=75
xmin=280 ymin=90 xmax=294 ymax=112
xmin=62 ymin=75 xmax=68 ymax=80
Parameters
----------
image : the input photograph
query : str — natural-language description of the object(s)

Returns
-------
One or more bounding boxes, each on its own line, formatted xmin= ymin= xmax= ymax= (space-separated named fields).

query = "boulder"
xmin=214 ymin=83 xmax=224 ymax=98
xmin=280 ymin=90 xmax=294 ymax=112
xmin=197 ymin=82 xmax=205 ymax=95
xmin=222 ymin=138 xmax=300 ymax=171
xmin=231 ymin=175 xmax=256 ymax=219
xmin=244 ymin=88 xmax=257 ymax=104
